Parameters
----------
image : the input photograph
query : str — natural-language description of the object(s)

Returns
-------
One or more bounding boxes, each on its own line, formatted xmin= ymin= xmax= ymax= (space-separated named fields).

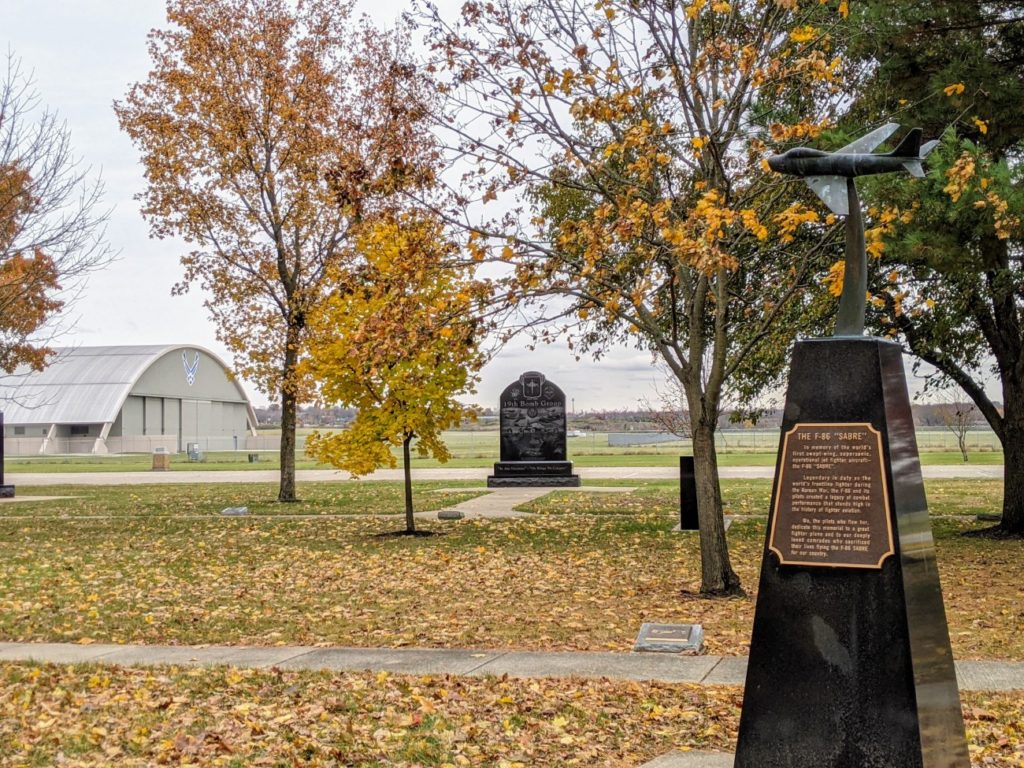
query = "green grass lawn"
xmin=4 ymin=448 xmax=1003 ymax=473
xmin=526 ymin=477 xmax=1006 ymax=518
xmin=0 ymin=481 xmax=485 ymax=518
xmin=0 ymin=478 xmax=1020 ymax=766
xmin=1 ymin=427 xmax=1005 ymax=472
xmin=0 ymin=479 xmax=1017 ymax=662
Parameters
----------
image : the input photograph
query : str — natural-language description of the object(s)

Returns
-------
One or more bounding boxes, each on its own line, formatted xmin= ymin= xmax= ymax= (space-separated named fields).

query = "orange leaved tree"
xmin=426 ymin=0 xmax=850 ymax=593
xmin=116 ymin=0 xmax=438 ymax=501
xmin=304 ymin=212 xmax=488 ymax=534
xmin=1 ymin=54 xmax=111 ymax=373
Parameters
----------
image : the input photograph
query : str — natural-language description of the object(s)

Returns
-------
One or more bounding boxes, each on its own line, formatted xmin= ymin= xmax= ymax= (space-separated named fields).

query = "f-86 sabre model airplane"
xmin=766 ymin=123 xmax=938 ymax=216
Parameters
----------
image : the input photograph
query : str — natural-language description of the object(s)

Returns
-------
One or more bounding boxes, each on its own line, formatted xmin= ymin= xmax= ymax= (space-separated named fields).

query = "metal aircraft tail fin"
xmin=888 ymin=127 xmax=922 ymax=158
xmin=901 ymin=135 xmax=938 ymax=177
xmin=805 ymin=176 xmax=848 ymax=216
xmin=903 ymin=160 xmax=925 ymax=178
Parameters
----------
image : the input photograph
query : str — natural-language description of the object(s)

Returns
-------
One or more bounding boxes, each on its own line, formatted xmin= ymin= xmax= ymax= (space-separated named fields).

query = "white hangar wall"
xmin=0 ymin=345 xmax=258 ymax=455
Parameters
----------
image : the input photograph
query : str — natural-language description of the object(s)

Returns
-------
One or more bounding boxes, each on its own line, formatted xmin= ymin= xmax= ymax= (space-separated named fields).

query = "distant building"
xmin=1 ymin=345 xmax=258 ymax=455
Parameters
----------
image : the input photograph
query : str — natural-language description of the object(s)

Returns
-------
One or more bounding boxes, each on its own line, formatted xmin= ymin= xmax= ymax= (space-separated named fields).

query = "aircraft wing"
xmin=805 ymin=176 xmax=849 ymax=216
xmin=835 ymin=122 xmax=901 ymax=155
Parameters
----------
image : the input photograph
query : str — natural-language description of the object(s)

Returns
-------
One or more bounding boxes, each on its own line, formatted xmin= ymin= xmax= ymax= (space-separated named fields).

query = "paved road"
xmin=5 ymin=464 xmax=1003 ymax=486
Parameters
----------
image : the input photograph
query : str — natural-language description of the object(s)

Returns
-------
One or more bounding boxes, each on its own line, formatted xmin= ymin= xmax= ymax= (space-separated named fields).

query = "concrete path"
xmin=424 ymin=487 xmax=540 ymax=519
xmin=0 ymin=641 xmax=1019 ymax=692
xmin=0 ymin=495 xmax=74 ymax=504
xmin=5 ymin=464 xmax=1004 ymax=486
xmin=640 ymin=753 xmax=733 ymax=768
xmin=423 ymin=484 xmax=638 ymax=520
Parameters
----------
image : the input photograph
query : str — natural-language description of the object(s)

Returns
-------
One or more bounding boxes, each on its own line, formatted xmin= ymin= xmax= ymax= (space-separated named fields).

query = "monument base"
xmin=485 ymin=462 xmax=577 ymax=487
xmin=492 ymin=460 xmax=574 ymax=476
xmin=0 ymin=485 xmax=14 ymax=499
xmin=486 ymin=475 xmax=581 ymax=488
xmin=487 ymin=460 xmax=580 ymax=487
xmin=735 ymin=338 xmax=967 ymax=767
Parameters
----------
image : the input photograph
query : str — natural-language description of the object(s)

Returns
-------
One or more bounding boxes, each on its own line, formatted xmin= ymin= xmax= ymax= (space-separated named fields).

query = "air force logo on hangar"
xmin=182 ymin=350 xmax=200 ymax=386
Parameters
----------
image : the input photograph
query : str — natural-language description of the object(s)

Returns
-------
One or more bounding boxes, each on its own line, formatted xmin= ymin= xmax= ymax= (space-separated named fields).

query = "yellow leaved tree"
xmin=305 ymin=213 xmax=488 ymax=534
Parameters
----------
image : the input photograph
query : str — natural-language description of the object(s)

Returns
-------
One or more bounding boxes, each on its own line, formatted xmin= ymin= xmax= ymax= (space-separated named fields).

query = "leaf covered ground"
xmin=0 ymin=662 xmax=1020 ymax=767
xmin=0 ymin=481 xmax=1020 ymax=660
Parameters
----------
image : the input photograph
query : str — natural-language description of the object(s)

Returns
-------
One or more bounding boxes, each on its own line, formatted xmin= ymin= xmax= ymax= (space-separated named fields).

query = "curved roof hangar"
xmin=0 ymin=345 xmax=256 ymax=429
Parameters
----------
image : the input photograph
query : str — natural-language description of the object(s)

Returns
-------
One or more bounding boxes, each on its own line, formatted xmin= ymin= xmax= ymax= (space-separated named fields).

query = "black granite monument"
xmin=734 ymin=126 xmax=968 ymax=767
xmin=735 ymin=340 xmax=968 ymax=767
xmin=0 ymin=413 xmax=13 ymax=498
xmin=487 ymin=371 xmax=580 ymax=487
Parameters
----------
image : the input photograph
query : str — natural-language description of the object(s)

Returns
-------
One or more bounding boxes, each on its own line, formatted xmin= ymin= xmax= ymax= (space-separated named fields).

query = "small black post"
xmin=679 ymin=456 xmax=698 ymax=530
xmin=0 ymin=413 xmax=14 ymax=498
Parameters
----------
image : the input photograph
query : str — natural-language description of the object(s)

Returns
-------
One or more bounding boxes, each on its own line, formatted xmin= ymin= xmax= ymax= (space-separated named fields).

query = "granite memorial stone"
xmin=733 ymin=126 xmax=968 ymax=767
xmin=735 ymin=340 xmax=968 ymax=767
xmin=487 ymin=371 xmax=580 ymax=487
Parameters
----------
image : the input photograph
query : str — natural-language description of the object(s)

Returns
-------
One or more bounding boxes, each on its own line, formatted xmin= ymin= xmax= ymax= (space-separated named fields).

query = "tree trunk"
xmin=958 ymin=433 xmax=968 ymax=463
xmin=277 ymin=337 xmax=299 ymax=503
xmin=403 ymin=433 xmax=416 ymax=534
xmin=691 ymin=418 xmax=743 ymax=595
xmin=999 ymin=415 xmax=1024 ymax=535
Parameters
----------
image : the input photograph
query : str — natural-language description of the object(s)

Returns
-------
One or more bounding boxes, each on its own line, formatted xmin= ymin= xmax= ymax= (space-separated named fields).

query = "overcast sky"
xmin=2 ymin=0 xmax=673 ymax=413
xmin=3 ymin=1 xmax=984 ymax=414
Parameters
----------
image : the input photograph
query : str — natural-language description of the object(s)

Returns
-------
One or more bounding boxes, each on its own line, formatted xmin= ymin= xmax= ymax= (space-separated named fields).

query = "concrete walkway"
xmin=5 ymin=464 xmax=1004 ymax=486
xmin=0 ymin=641 xmax=1019 ymax=692
xmin=641 ymin=753 xmax=733 ymax=768
xmin=424 ymin=484 xmax=638 ymax=519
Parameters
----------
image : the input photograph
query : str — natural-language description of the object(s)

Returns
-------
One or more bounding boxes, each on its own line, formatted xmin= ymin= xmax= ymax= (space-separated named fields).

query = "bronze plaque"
xmin=769 ymin=423 xmax=894 ymax=569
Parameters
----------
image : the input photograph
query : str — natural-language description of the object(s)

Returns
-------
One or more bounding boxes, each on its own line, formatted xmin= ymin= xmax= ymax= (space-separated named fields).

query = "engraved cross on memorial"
xmin=733 ymin=126 xmax=969 ymax=767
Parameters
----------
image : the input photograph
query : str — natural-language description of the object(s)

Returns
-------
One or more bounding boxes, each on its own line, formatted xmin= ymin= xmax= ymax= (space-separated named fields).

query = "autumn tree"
xmin=304 ymin=212 xmax=488 ymax=534
xmin=1 ymin=54 xmax=112 ymax=373
xmin=116 ymin=0 xmax=438 ymax=501
xmin=844 ymin=0 xmax=1024 ymax=535
xmin=425 ymin=0 xmax=848 ymax=593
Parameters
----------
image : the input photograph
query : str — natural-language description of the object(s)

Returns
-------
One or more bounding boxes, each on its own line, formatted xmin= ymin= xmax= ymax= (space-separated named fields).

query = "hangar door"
xmin=180 ymin=399 xmax=211 ymax=451
xmin=179 ymin=399 xmax=248 ymax=451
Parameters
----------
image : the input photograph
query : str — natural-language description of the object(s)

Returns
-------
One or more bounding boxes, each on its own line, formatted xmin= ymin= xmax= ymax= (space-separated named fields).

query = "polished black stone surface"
xmin=498 ymin=371 xmax=568 ymax=462
xmin=679 ymin=456 xmax=698 ymax=530
xmin=485 ymin=475 xmax=581 ymax=488
xmin=493 ymin=461 xmax=575 ymax=477
xmin=734 ymin=338 xmax=968 ymax=768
